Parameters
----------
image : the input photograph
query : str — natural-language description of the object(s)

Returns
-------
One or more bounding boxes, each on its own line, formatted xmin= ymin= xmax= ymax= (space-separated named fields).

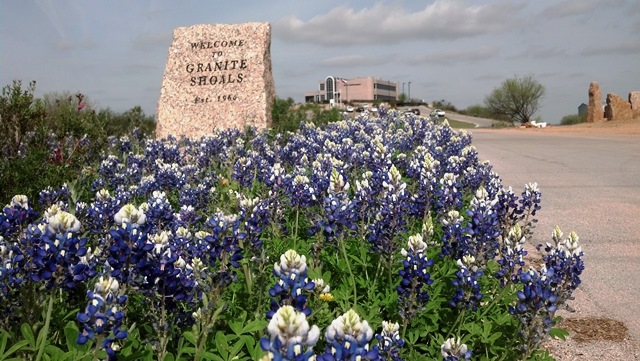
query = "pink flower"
xmin=78 ymin=103 xmax=86 ymax=110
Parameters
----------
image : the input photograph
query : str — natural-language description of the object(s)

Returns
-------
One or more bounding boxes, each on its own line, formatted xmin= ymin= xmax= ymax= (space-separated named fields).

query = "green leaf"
xmin=549 ymin=327 xmax=569 ymax=340
xmin=215 ymin=331 xmax=229 ymax=360
xmin=182 ymin=331 xmax=196 ymax=346
xmin=43 ymin=344 xmax=63 ymax=358
xmin=21 ymin=323 xmax=36 ymax=348
xmin=64 ymin=321 xmax=79 ymax=350
xmin=164 ymin=352 xmax=175 ymax=361
xmin=486 ymin=331 xmax=502 ymax=343
xmin=241 ymin=335 xmax=256 ymax=354
xmin=3 ymin=339 xmax=31 ymax=358
xmin=241 ymin=320 xmax=267 ymax=334
xmin=229 ymin=340 xmax=246 ymax=359
xmin=0 ymin=331 xmax=7 ymax=355
xmin=203 ymin=351 xmax=223 ymax=361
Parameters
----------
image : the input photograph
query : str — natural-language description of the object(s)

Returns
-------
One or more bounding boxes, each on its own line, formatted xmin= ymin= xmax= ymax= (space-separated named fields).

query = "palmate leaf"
xmin=549 ymin=327 xmax=569 ymax=340
xmin=21 ymin=323 xmax=36 ymax=349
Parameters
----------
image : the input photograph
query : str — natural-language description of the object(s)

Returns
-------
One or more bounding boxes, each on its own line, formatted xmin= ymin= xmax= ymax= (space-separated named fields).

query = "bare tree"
xmin=484 ymin=75 xmax=545 ymax=124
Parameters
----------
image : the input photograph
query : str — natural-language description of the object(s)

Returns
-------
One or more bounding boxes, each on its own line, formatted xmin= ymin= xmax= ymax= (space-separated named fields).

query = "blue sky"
xmin=2 ymin=0 xmax=639 ymax=123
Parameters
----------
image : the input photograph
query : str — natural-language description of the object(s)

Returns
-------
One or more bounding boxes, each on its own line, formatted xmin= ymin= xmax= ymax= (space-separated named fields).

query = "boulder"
xmin=604 ymin=93 xmax=632 ymax=121
xmin=156 ymin=22 xmax=275 ymax=140
xmin=629 ymin=91 xmax=640 ymax=119
xmin=586 ymin=82 xmax=604 ymax=123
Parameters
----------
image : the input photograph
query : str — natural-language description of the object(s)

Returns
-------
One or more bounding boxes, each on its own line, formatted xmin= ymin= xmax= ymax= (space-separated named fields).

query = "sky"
xmin=1 ymin=0 xmax=639 ymax=124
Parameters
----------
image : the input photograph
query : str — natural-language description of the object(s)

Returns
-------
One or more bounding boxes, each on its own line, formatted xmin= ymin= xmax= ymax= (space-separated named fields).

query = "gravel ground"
xmin=470 ymin=119 xmax=640 ymax=361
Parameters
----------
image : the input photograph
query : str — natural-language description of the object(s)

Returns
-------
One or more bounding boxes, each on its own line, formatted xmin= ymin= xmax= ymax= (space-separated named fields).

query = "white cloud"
xmin=541 ymin=0 xmax=629 ymax=18
xmin=581 ymin=41 xmax=640 ymax=55
xmin=405 ymin=46 xmax=497 ymax=65
xmin=274 ymin=1 xmax=525 ymax=46
xmin=321 ymin=54 xmax=392 ymax=67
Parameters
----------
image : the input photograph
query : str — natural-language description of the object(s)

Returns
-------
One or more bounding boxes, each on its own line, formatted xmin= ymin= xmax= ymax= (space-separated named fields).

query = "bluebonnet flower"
xmin=440 ymin=337 xmax=472 ymax=361
xmin=435 ymin=173 xmax=463 ymax=214
xmin=193 ymin=211 xmax=244 ymax=290
xmin=153 ymin=159 xmax=187 ymax=190
xmin=317 ymin=309 xmax=378 ymax=361
xmin=108 ymin=205 xmax=149 ymax=283
xmin=352 ymin=171 xmax=375 ymax=234
xmin=516 ymin=182 xmax=542 ymax=236
xmin=495 ymin=224 xmax=527 ymax=288
xmin=77 ymin=274 xmax=128 ymax=360
xmin=538 ymin=226 xmax=584 ymax=306
xmin=137 ymin=229 xmax=197 ymax=330
xmin=397 ymin=233 xmax=434 ymax=321
xmin=510 ymin=267 xmax=558 ymax=353
xmin=144 ymin=191 xmax=175 ymax=231
xmin=267 ymin=249 xmax=315 ymax=318
xmin=463 ymin=186 xmax=501 ymax=264
xmin=259 ymin=305 xmax=320 ymax=361
xmin=232 ymin=156 xmax=257 ymax=188
xmin=440 ymin=210 xmax=464 ymax=257
xmin=288 ymin=173 xmax=318 ymax=209
xmin=113 ymin=203 xmax=146 ymax=227
xmin=408 ymin=150 xmax=440 ymax=219
xmin=450 ymin=255 xmax=484 ymax=311
xmin=38 ymin=185 xmax=71 ymax=209
xmin=80 ymin=189 xmax=122 ymax=234
xmin=311 ymin=169 xmax=357 ymax=246
xmin=1 ymin=195 xmax=39 ymax=239
xmin=173 ymin=205 xmax=201 ymax=229
xmin=235 ymin=194 xmax=269 ymax=256
xmin=374 ymin=321 xmax=405 ymax=361
xmin=367 ymin=165 xmax=409 ymax=261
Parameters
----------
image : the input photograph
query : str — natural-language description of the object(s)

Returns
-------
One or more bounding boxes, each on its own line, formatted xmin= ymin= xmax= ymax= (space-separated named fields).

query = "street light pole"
xmin=403 ymin=82 xmax=405 ymax=99
xmin=408 ymin=82 xmax=411 ymax=103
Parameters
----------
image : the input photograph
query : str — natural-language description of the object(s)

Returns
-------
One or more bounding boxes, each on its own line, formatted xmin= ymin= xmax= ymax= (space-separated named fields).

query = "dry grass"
xmin=560 ymin=317 xmax=628 ymax=342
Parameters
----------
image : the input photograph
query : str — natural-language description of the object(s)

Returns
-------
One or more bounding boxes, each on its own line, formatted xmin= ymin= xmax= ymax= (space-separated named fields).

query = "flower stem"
xmin=338 ymin=235 xmax=357 ymax=307
xmin=34 ymin=294 xmax=54 ymax=361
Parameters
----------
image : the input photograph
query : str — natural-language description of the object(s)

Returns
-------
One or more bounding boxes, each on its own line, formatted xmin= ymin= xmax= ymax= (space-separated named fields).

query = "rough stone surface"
xmin=156 ymin=23 xmax=274 ymax=139
xmin=604 ymin=93 xmax=632 ymax=121
xmin=629 ymin=91 xmax=640 ymax=119
xmin=586 ymin=82 xmax=604 ymax=123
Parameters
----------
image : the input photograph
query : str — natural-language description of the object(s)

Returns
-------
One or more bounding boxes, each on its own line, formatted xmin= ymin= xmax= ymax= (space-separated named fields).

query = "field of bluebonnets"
xmin=0 ymin=82 xmax=585 ymax=361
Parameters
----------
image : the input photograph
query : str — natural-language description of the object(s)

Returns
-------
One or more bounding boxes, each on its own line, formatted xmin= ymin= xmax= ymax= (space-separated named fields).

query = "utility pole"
xmin=408 ymin=82 xmax=411 ymax=103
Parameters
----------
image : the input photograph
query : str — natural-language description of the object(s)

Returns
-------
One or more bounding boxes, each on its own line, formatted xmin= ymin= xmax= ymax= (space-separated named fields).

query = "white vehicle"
xmin=430 ymin=109 xmax=445 ymax=117
xmin=346 ymin=106 xmax=354 ymax=112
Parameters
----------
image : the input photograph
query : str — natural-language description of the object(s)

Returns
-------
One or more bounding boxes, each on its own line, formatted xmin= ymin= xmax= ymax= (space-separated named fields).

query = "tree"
xmin=484 ymin=75 xmax=545 ymax=124
xmin=0 ymin=80 xmax=46 ymax=158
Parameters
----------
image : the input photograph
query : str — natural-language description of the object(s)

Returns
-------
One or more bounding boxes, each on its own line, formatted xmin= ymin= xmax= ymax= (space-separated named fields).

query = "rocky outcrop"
xmin=587 ymin=82 xmax=604 ymax=123
xmin=629 ymin=91 xmax=640 ymax=119
xmin=604 ymin=93 xmax=632 ymax=121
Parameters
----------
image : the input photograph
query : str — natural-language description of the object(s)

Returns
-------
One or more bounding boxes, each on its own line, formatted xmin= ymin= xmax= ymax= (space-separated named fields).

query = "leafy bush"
xmin=0 ymin=108 xmax=583 ymax=360
xmin=272 ymin=97 xmax=342 ymax=133
xmin=560 ymin=113 xmax=586 ymax=126
xmin=0 ymin=80 xmax=46 ymax=159
xmin=431 ymin=99 xmax=458 ymax=113
xmin=0 ymin=81 xmax=155 ymax=204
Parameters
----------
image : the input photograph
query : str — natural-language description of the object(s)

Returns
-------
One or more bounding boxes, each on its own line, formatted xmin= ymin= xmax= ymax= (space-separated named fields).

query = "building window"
xmin=325 ymin=77 xmax=335 ymax=101
xmin=320 ymin=83 xmax=325 ymax=91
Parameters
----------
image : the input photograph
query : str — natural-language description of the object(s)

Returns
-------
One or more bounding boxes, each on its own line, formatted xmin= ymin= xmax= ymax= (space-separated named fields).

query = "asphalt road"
xmin=470 ymin=129 xmax=640 ymax=351
xmin=398 ymin=106 xmax=496 ymax=127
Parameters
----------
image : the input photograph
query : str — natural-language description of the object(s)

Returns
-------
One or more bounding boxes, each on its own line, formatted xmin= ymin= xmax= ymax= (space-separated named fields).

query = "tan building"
xmin=304 ymin=76 xmax=398 ymax=105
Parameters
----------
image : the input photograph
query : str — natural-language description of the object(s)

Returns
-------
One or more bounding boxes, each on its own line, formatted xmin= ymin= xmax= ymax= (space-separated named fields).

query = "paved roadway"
xmin=398 ymin=106 xmax=496 ymax=127
xmin=471 ymin=129 xmax=640 ymax=355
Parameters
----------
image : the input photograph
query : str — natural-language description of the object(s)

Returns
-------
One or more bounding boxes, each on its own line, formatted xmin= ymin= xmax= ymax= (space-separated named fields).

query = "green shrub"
xmin=0 ymin=80 xmax=46 ymax=159
xmin=560 ymin=113 xmax=586 ymax=126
